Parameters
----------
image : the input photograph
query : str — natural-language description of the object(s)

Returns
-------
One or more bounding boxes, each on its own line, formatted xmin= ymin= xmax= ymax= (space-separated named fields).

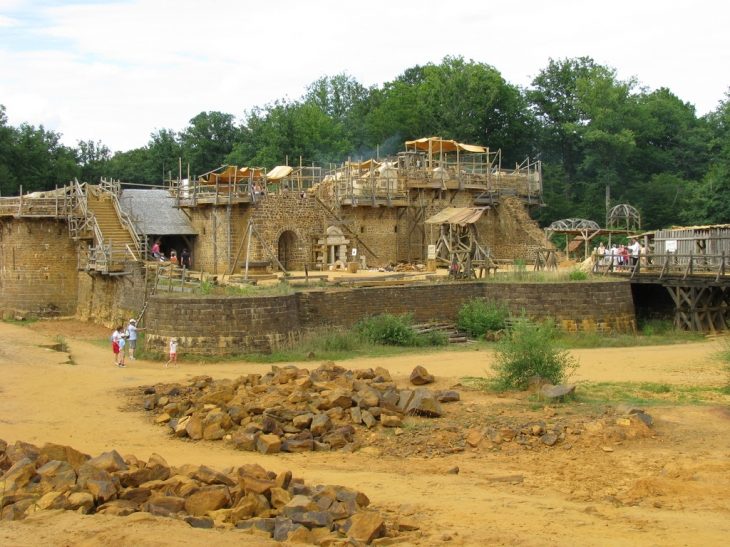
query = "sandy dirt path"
xmin=1 ymin=320 xmax=729 ymax=546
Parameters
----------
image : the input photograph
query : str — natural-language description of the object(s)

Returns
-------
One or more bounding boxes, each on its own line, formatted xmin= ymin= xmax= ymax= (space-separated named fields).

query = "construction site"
xmin=0 ymin=136 xmax=550 ymax=324
xmin=2 ymin=137 xmax=730 ymax=547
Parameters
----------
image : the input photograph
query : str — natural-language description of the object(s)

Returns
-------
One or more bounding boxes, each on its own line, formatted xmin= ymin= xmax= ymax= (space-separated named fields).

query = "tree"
xmin=529 ymin=57 xmax=600 ymax=198
xmin=684 ymin=91 xmax=730 ymax=224
xmin=76 ymin=139 xmax=111 ymax=183
xmin=179 ymin=111 xmax=238 ymax=174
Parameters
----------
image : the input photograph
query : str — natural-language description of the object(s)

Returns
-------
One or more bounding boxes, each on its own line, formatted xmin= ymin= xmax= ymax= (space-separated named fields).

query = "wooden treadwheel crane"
xmin=425 ymin=207 xmax=495 ymax=279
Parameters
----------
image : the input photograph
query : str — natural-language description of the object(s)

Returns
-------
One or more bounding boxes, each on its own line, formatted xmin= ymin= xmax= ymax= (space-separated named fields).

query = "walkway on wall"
xmin=601 ymin=253 xmax=730 ymax=333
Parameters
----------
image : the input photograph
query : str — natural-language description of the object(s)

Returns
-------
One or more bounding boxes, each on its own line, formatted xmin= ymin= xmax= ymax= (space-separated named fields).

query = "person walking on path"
xmin=165 ymin=337 xmax=178 ymax=369
xmin=125 ymin=319 xmax=145 ymax=361
xmin=117 ymin=335 xmax=127 ymax=368
xmin=111 ymin=326 xmax=123 ymax=366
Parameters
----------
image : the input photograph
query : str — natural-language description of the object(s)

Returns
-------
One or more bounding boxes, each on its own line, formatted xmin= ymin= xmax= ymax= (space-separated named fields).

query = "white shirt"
xmin=169 ymin=340 xmax=178 ymax=354
xmin=629 ymin=242 xmax=640 ymax=256
xmin=126 ymin=324 xmax=138 ymax=341
xmin=111 ymin=330 xmax=122 ymax=342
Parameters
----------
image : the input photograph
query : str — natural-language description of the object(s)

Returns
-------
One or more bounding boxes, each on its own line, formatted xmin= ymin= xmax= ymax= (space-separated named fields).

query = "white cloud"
xmin=0 ymin=14 xmax=19 ymax=25
xmin=1 ymin=0 xmax=728 ymax=151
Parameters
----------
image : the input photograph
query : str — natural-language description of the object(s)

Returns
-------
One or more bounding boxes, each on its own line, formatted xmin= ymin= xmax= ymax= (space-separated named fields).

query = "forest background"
xmin=1 ymin=56 xmax=728 ymax=229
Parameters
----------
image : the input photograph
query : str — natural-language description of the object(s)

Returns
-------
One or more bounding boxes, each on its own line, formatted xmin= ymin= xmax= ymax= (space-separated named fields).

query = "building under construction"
xmin=0 ymin=136 xmax=548 ymax=319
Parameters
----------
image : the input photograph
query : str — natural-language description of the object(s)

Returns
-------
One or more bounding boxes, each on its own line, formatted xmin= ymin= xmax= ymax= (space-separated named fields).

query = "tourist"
xmin=165 ymin=337 xmax=178 ymax=369
xmin=282 ymin=184 xmax=289 ymax=195
xmin=170 ymin=250 xmax=178 ymax=265
xmin=117 ymin=335 xmax=127 ymax=368
xmin=300 ymin=189 xmax=307 ymax=199
xmin=597 ymin=242 xmax=607 ymax=270
xmin=180 ymin=248 xmax=191 ymax=269
xmin=111 ymin=326 xmax=123 ymax=366
xmin=640 ymin=244 xmax=649 ymax=266
xmin=629 ymin=238 xmax=640 ymax=268
xmin=125 ymin=318 xmax=145 ymax=361
xmin=151 ymin=240 xmax=161 ymax=259
xmin=609 ymin=244 xmax=618 ymax=270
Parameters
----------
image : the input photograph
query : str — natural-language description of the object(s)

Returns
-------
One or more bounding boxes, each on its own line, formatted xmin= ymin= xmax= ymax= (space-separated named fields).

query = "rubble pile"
xmin=0 ymin=439 xmax=401 ymax=544
xmin=140 ymin=363 xmax=460 ymax=454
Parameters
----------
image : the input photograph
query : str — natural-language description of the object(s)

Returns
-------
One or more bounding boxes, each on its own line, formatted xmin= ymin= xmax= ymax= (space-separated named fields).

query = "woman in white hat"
xmin=125 ymin=318 xmax=146 ymax=361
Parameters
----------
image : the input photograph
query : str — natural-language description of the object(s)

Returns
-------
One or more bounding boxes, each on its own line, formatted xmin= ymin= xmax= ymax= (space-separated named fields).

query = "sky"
xmin=1 ymin=0 xmax=728 ymax=153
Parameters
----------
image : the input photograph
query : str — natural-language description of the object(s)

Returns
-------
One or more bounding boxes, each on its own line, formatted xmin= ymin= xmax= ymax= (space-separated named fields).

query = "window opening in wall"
xmin=360 ymin=227 xmax=365 ymax=234
xmin=394 ymin=226 xmax=398 ymax=233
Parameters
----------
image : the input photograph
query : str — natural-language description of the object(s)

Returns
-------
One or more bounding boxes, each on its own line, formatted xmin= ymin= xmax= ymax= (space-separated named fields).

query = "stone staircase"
xmin=86 ymin=194 xmax=137 ymax=259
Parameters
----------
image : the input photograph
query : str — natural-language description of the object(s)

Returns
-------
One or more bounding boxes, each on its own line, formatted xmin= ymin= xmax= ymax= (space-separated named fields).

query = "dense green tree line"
xmin=1 ymin=56 xmax=728 ymax=228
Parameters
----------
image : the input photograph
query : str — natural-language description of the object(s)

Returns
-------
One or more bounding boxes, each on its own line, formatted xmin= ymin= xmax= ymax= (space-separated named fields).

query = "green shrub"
xmin=492 ymin=317 xmax=578 ymax=390
xmin=568 ymin=269 xmax=588 ymax=281
xmin=457 ymin=299 xmax=509 ymax=338
xmin=638 ymin=318 xmax=672 ymax=336
xmin=355 ymin=313 xmax=444 ymax=347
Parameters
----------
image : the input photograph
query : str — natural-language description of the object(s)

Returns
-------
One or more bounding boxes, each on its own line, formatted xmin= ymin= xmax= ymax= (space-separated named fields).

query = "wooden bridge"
xmin=596 ymin=253 xmax=730 ymax=333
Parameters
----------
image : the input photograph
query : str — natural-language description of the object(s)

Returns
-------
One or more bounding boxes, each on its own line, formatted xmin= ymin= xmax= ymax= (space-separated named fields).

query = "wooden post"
xmin=168 ymin=264 xmax=173 ymax=292
xmin=244 ymin=220 xmax=253 ymax=280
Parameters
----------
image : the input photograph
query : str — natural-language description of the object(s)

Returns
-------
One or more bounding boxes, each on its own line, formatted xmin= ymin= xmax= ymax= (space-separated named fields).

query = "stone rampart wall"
xmin=144 ymin=294 xmax=300 ymax=357
xmin=75 ymin=261 xmax=146 ymax=327
xmin=0 ymin=218 xmax=79 ymax=317
xmin=144 ymin=281 xmax=636 ymax=356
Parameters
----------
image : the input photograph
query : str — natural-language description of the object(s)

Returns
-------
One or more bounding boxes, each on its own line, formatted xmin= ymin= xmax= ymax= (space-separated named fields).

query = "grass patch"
xmin=52 ymin=335 xmax=69 ymax=352
xmin=461 ymin=376 xmax=730 ymax=406
xmin=2 ymin=317 xmax=39 ymax=326
xmin=577 ymin=381 xmax=730 ymax=406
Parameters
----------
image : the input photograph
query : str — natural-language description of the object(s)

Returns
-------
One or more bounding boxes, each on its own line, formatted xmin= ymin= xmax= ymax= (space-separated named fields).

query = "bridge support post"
xmin=666 ymin=284 xmax=730 ymax=333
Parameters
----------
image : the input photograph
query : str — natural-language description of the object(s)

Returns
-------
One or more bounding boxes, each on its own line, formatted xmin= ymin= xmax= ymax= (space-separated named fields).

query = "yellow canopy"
xmin=201 ymin=166 xmax=263 ymax=185
xmin=266 ymin=166 xmax=294 ymax=181
xmin=405 ymin=137 xmax=486 ymax=154
xmin=424 ymin=207 xmax=487 ymax=226
xmin=345 ymin=159 xmax=381 ymax=170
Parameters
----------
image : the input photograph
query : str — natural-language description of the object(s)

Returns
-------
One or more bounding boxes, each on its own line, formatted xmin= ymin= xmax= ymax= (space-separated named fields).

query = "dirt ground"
xmin=1 ymin=319 xmax=730 ymax=546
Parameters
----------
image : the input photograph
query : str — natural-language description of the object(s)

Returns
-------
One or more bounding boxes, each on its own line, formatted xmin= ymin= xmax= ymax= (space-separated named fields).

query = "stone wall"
xmin=185 ymin=191 xmax=553 ymax=273
xmin=0 ymin=218 xmax=79 ymax=317
xmin=298 ymin=280 xmax=636 ymax=334
xmin=144 ymin=280 xmax=636 ymax=356
xmin=144 ymin=294 xmax=300 ymax=357
xmin=75 ymin=261 xmax=146 ymax=327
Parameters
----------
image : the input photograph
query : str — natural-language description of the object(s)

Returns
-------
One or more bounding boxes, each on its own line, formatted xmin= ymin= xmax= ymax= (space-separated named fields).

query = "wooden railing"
xmin=595 ymin=252 xmax=730 ymax=282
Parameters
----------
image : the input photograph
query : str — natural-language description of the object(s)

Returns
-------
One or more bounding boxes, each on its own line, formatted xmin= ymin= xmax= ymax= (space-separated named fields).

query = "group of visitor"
xmin=150 ymin=240 xmax=191 ymax=268
xmin=110 ymin=318 xmax=145 ymax=368
xmin=110 ymin=318 xmax=179 ymax=369
xmin=595 ymin=238 xmax=646 ymax=271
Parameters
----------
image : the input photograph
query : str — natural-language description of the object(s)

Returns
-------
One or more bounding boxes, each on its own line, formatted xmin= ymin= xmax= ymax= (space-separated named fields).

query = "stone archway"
xmin=277 ymin=230 xmax=298 ymax=271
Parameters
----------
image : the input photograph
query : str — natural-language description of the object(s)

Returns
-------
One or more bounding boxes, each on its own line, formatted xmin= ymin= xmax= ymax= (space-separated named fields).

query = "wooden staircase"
xmin=86 ymin=194 xmax=137 ymax=259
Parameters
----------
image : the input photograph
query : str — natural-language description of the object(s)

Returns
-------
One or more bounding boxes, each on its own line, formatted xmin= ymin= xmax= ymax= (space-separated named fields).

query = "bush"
xmin=457 ymin=299 xmax=509 ymax=338
xmin=568 ymin=269 xmax=588 ymax=281
xmin=355 ymin=313 xmax=445 ymax=347
xmin=492 ymin=317 xmax=578 ymax=390
xmin=638 ymin=318 xmax=672 ymax=336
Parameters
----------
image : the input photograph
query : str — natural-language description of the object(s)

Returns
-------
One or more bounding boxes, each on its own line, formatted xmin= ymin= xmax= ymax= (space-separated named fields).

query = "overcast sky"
xmin=1 ymin=0 xmax=728 ymax=152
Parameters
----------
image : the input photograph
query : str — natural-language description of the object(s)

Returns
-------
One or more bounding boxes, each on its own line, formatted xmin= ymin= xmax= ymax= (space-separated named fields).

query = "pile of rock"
xmin=0 ymin=439 xmax=400 ymax=544
xmin=141 ymin=363 xmax=460 ymax=454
